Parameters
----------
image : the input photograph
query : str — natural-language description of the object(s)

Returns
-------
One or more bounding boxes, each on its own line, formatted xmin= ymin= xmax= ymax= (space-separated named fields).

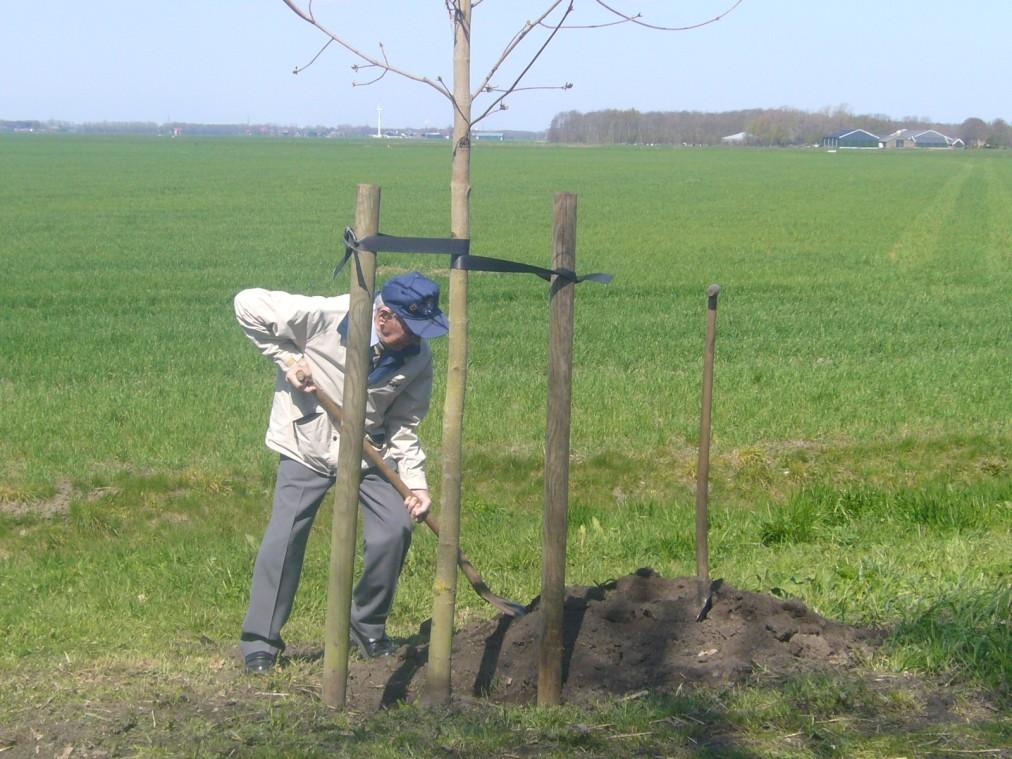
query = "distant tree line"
xmin=0 ymin=120 xmax=380 ymax=138
xmin=0 ymin=120 xmax=546 ymax=141
xmin=547 ymin=107 xmax=1011 ymax=148
xmin=4 ymin=112 xmax=1008 ymax=147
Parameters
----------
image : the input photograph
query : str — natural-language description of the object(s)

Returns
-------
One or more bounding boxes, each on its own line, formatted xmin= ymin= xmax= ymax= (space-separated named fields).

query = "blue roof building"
xmin=881 ymin=128 xmax=953 ymax=148
xmin=823 ymin=128 xmax=881 ymax=149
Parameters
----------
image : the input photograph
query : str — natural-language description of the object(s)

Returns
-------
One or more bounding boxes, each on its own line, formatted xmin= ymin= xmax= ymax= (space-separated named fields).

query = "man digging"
xmin=234 ymin=272 xmax=449 ymax=674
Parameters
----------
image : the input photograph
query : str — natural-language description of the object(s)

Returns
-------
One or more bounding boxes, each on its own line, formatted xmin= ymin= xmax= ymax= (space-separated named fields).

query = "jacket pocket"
xmin=292 ymin=411 xmax=336 ymax=473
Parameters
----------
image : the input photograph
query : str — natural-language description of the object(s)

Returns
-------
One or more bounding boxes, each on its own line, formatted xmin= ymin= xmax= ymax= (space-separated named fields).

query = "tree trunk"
xmin=425 ymin=0 xmax=471 ymax=706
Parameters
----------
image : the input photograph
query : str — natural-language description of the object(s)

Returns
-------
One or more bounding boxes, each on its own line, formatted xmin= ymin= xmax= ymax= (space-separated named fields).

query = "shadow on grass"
xmin=472 ymin=614 xmax=513 ymax=697
xmin=381 ymin=619 xmax=432 ymax=707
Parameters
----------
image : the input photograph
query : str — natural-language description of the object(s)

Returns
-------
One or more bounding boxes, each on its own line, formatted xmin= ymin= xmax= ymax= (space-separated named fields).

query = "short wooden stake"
xmin=695 ymin=284 xmax=720 ymax=601
xmin=538 ymin=192 xmax=577 ymax=706
xmin=322 ymin=184 xmax=379 ymax=708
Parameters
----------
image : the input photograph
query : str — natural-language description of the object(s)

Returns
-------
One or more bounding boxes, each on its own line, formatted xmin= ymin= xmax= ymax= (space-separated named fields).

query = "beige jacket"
xmin=234 ymin=288 xmax=434 ymax=490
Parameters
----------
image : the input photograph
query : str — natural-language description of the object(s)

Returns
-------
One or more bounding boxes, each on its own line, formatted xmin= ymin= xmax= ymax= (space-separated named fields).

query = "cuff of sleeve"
xmin=276 ymin=352 xmax=303 ymax=373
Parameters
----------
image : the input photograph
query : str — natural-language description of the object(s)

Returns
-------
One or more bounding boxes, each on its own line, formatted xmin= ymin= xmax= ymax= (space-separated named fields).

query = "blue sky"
xmin=3 ymin=1 xmax=1009 ymax=130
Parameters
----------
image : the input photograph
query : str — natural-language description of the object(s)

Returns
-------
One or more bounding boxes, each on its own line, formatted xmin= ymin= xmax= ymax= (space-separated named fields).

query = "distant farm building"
xmin=822 ymin=128 xmax=880 ymax=149
xmin=880 ymin=128 xmax=953 ymax=149
xmin=473 ymin=131 xmax=504 ymax=141
xmin=721 ymin=131 xmax=759 ymax=145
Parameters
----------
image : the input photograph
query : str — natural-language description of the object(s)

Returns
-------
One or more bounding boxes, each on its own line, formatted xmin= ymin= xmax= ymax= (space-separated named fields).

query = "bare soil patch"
xmin=0 ymin=480 xmax=74 ymax=518
xmin=340 ymin=568 xmax=884 ymax=709
xmin=0 ymin=482 xmax=119 ymax=518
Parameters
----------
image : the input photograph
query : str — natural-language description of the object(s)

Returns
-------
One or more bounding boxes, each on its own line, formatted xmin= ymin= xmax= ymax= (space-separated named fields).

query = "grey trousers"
xmin=240 ymin=455 xmax=413 ymax=658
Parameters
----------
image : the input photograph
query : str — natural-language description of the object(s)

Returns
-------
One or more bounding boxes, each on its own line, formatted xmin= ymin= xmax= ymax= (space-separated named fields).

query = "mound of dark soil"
xmin=342 ymin=568 xmax=883 ymax=708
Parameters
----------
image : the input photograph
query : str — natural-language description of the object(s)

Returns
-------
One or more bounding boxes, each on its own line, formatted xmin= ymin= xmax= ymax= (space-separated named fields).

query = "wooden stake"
xmin=695 ymin=284 xmax=720 ymax=593
xmin=538 ymin=192 xmax=577 ymax=706
xmin=322 ymin=184 xmax=379 ymax=708
xmin=425 ymin=0 xmax=471 ymax=706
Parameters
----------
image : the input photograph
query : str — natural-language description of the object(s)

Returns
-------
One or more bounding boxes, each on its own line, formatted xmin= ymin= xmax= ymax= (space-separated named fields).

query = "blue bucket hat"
xmin=381 ymin=272 xmax=449 ymax=339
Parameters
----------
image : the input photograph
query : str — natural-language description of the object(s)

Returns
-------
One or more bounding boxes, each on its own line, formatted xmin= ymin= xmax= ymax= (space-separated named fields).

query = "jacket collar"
xmin=337 ymin=311 xmax=421 ymax=385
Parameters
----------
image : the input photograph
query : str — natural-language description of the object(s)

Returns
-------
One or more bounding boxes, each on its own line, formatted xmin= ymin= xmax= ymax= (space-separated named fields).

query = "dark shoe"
xmin=349 ymin=625 xmax=398 ymax=659
xmin=244 ymin=651 xmax=277 ymax=674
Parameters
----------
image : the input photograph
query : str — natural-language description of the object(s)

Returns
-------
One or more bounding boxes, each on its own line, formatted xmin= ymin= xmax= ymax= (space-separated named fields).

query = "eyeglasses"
xmin=380 ymin=308 xmax=420 ymax=344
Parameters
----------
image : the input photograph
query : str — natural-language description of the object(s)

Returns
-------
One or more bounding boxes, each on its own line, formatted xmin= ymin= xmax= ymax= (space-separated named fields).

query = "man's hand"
xmin=285 ymin=358 xmax=317 ymax=391
xmin=404 ymin=489 xmax=431 ymax=522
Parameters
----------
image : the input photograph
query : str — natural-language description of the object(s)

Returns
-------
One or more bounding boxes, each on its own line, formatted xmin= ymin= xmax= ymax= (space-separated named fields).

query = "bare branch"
xmin=543 ymin=16 xmax=629 ymax=30
xmin=594 ymin=0 xmax=745 ymax=31
xmin=282 ymin=0 xmax=746 ymax=129
xmin=535 ymin=0 xmax=745 ymax=31
xmin=471 ymin=1 xmax=566 ymax=100
xmin=280 ymin=0 xmax=454 ymax=101
xmin=350 ymin=65 xmax=389 ymax=88
xmin=484 ymin=83 xmax=573 ymax=94
xmin=349 ymin=43 xmax=391 ymax=87
xmin=281 ymin=0 xmax=313 ymax=24
xmin=293 ymin=38 xmax=333 ymax=75
xmin=470 ymin=2 xmax=574 ymax=128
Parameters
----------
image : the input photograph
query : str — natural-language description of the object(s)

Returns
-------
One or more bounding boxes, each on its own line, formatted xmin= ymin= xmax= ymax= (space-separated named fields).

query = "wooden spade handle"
xmin=297 ymin=371 xmax=518 ymax=612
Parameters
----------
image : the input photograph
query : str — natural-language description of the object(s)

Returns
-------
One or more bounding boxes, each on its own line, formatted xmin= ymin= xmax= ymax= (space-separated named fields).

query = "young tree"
xmin=278 ymin=0 xmax=745 ymax=707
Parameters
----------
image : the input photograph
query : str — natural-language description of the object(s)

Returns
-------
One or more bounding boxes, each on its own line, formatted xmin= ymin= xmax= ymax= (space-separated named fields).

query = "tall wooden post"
xmin=426 ymin=0 xmax=471 ymax=706
xmin=538 ymin=192 xmax=577 ymax=706
xmin=322 ymin=184 xmax=379 ymax=708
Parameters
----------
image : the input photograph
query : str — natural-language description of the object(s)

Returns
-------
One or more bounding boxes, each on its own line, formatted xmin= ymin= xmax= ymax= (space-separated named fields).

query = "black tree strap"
xmin=354 ymin=231 xmax=470 ymax=256
xmin=336 ymin=227 xmax=612 ymax=285
xmin=450 ymin=254 xmax=612 ymax=284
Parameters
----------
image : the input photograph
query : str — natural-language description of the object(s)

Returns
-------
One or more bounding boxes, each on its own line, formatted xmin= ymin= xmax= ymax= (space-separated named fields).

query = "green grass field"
xmin=1 ymin=136 xmax=1009 ymax=757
